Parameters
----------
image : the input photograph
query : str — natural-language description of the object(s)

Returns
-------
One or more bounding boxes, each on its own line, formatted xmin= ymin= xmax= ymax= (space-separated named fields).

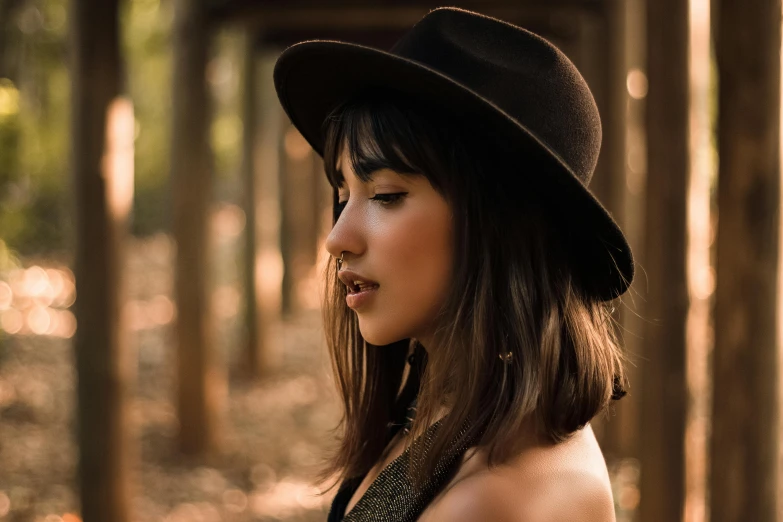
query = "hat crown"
xmin=390 ymin=7 xmax=602 ymax=185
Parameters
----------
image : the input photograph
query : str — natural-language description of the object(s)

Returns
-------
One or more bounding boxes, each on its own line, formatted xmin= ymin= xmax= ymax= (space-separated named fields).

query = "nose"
xmin=324 ymin=193 xmax=366 ymax=262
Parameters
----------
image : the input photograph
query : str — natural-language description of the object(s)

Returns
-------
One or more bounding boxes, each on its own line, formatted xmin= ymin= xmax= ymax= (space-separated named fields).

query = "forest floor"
xmin=0 ymin=232 xmax=342 ymax=522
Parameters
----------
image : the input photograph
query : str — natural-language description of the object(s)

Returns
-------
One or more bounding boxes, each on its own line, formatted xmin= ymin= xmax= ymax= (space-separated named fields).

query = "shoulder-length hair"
xmin=314 ymin=87 xmax=627 ymax=494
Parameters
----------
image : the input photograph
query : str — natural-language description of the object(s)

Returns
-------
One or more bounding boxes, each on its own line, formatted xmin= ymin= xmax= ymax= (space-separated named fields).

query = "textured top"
xmin=327 ymin=397 xmax=477 ymax=522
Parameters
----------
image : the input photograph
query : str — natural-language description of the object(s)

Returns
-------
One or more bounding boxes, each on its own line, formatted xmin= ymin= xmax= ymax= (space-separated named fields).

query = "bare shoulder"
xmin=418 ymin=424 xmax=616 ymax=522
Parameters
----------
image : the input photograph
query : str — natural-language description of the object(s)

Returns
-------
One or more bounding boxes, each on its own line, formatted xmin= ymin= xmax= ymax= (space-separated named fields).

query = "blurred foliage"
xmin=122 ymin=0 xmax=175 ymax=238
xmin=0 ymin=0 xmax=70 ymax=257
xmin=0 ymin=238 xmax=21 ymax=272
xmin=0 ymin=0 xmax=243 ymax=256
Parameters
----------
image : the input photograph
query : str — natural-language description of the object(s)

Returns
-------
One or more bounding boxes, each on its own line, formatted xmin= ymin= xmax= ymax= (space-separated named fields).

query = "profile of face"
xmin=325 ymin=144 xmax=454 ymax=348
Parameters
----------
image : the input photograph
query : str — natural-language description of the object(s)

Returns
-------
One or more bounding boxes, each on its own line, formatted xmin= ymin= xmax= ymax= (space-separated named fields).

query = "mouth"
xmin=338 ymin=269 xmax=380 ymax=295
xmin=346 ymin=282 xmax=380 ymax=295
xmin=345 ymin=281 xmax=380 ymax=309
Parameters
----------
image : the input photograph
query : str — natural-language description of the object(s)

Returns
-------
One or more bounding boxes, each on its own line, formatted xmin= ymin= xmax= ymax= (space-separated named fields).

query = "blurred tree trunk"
xmin=279 ymin=120 xmax=295 ymax=317
xmin=239 ymin=33 xmax=286 ymax=378
xmin=239 ymin=46 xmax=285 ymax=379
xmin=70 ymin=0 xmax=133 ymax=519
xmin=639 ymin=0 xmax=689 ymax=520
xmin=240 ymin=31 xmax=266 ymax=379
xmin=279 ymin=117 xmax=294 ymax=317
xmin=710 ymin=0 xmax=781 ymax=520
xmin=280 ymin=122 xmax=318 ymax=316
xmin=171 ymin=0 xmax=223 ymax=455
xmin=610 ymin=0 xmax=644 ymax=476
xmin=683 ymin=1 xmax=713 ymax=520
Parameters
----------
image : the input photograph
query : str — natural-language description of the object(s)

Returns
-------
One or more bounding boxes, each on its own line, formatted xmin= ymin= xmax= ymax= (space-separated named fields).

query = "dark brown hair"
xmin=314 ymin=88 xmax=627 ymax=494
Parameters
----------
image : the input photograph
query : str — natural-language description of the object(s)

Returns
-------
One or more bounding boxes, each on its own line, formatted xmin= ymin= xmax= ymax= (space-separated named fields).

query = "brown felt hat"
xmin=273 ymin=6 xmax=634 ymax=301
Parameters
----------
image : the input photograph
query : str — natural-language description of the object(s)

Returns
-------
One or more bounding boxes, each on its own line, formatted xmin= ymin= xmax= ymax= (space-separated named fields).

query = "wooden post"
xmin=70 ymin=0 xmax=133 ymax=519
xmin=710 ymin=0 xmax=781 ymax=520
xmin=281 ymin=122 xmax=318 ymax=315
xmin=640 ymin=0 xmax=689 ymax=520
xmin=279 ymin=116 xmax=294 ymax=317
xmin=171 ymin=0 xmax=223 ymax=455
xmin=240 ymin=31 xmax=265 ymax=379
xmin=245 ymin=49 xmax=285 ymax=376
xmin=684 ymin=1 xmax=713 ymax=520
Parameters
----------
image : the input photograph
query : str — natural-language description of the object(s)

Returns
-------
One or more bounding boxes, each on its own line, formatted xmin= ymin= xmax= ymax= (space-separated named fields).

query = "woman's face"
xmin=325 ymin=143 xmax=454 ymax=348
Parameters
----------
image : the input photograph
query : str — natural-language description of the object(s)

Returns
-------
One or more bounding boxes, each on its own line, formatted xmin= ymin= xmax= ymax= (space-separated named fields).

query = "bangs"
xmin=322 ymin=89 xmax=452 ymax=195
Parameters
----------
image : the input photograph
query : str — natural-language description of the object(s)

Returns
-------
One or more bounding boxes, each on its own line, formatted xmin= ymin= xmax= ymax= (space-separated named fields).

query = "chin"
xmin=358 ymin=321 xmax=407 ymax=347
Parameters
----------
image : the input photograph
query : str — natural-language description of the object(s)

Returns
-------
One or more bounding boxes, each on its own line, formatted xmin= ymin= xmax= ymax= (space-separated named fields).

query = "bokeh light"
xmin=222 ymin=489 xmax=248 ymax=513
xmin=0 ymin=264 xmax=77 ymax=338
xmin=1 ymin=308 xmax=23 ymax=334
xmin=148 ymin=294 xmax=175 ymax=326
xmin=212 ymin=203 xmax=246 ymax=240
xmin=0 ymin=281 xmax=12 ymax=310
xmin=627 ymin=68 xmax=648 ymax=99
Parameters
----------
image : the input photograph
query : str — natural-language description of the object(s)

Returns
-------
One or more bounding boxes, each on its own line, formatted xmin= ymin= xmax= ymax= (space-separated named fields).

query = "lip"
xmin=345 ymin=285 xmax=379 ymax=309
xmin=338 ymin=269 xmax=379 ymax=289
xmin=338 ymin=269 xmax=380 ymax=310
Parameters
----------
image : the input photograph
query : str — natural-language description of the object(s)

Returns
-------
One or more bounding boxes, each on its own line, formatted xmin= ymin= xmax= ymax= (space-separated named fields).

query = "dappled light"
xmin=0 ymin=265 xmax=76 ymax=338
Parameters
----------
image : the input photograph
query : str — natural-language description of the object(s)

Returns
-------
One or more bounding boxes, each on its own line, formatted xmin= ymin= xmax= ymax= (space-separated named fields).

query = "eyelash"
xmin=336 ymin=192 xmax=407 ymax=214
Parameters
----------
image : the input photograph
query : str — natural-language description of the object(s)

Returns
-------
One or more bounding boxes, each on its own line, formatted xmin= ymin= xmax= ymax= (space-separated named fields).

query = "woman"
xmin=274 ymin=7 xmax=634 ymax=522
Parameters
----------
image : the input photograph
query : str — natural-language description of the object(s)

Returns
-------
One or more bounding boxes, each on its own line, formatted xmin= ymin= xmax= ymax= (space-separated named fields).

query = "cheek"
xmin=376 ymin=202 xmax=453 ymax=332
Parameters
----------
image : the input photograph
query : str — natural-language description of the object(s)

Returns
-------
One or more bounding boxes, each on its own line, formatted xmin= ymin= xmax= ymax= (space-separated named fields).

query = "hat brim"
xmin=274 ymin=41 xmax=634 ymax=301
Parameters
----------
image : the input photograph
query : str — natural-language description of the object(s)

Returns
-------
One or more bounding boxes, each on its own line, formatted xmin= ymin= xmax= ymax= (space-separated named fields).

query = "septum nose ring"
xmin=337 ymin=252 xmax=344 ymax=268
